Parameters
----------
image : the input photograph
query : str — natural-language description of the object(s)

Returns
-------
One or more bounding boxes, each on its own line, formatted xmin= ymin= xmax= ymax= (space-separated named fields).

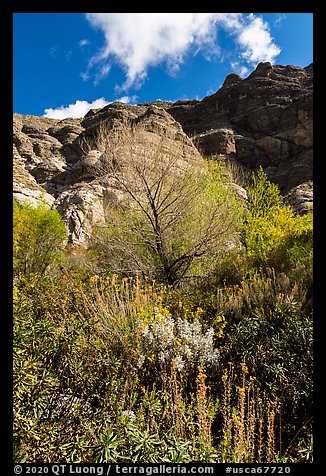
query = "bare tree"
xmin=88 ymin=121 xmax=242 ymax=284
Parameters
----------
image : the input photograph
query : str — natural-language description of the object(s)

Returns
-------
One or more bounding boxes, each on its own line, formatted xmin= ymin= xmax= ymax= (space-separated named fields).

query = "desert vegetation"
xmin=13 ymin=123 xmax=313 ymax=463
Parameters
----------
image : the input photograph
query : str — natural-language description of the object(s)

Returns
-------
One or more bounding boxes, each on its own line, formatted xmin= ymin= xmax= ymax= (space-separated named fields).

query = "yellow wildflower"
xmin=237 ymin=386 xmax=246 ymax=397
xmin=240 ymin=362 xmax=248 ymax=375
xmin=161 ymin=306 xmax=170 ymax=316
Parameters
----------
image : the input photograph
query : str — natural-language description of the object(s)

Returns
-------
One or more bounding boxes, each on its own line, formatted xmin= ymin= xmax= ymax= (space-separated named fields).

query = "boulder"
xmin=30 ymin=156 xmax=67 ymax=183
xmin=13 ymin=155 xmax=55 ymax=208
xmin=194 ymin=128 xmax=236 ymax=156
xmin=284 ymin=181 xmax=313 ymax=214
xmin=54 ymin=183 xmax=107 ymax=245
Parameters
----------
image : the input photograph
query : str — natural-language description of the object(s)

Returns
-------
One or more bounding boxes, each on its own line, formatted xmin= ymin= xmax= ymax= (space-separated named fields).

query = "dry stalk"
xmin=196 ymin=366 xmax=214 ymax=450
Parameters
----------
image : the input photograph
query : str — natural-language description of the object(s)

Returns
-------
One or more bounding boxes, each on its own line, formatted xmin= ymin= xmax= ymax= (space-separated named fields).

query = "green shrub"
xmin=88 ymin=124 xmax=243 ymax=284
xmin=220 ymin=292 xmax=313 ymax=454
xmin=244 ymin=207 xmax=312 ymax=275
xmin=242 ymin=168 xmax=313 ymax=278
xmin=246 ymin=166 xmax=282 ymax=218
xmin=13 ymin=201 xmax=67 ymax=276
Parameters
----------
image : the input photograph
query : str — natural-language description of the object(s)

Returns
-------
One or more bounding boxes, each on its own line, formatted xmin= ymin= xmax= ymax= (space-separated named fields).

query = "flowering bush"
xmin=243 ymin=168 xmax=313 ymax=277
xmin=136 ymin=311 xmax=220 ymax=378
xmin=13 ymin=200 xmax=67 ymax=276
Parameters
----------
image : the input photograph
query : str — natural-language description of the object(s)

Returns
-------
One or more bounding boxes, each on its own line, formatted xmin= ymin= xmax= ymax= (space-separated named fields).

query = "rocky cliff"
xmin=14 ymin=103 xmax=202 ymax=245
xmin=13 ymin=62 xmax=313 ymax=244
xmin=166 ymin=62 xmax=313 ymax=207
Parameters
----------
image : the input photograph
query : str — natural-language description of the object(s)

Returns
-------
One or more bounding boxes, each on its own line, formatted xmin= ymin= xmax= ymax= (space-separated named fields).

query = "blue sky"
xmin=13 ymin=13 xmax=313 ymax=118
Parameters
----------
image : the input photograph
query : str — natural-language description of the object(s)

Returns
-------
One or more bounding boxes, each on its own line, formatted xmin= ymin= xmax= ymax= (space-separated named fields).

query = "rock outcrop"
xmin=166 ymin=62 xmax=313 ymax=193
xmin=14 ymin=103 xmax=203 ymax=244
xmin=13 ymin=62 xmax=313 ymax=245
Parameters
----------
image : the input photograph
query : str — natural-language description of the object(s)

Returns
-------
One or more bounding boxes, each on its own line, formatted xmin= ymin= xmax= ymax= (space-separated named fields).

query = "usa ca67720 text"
xmin=227 ymin=468 xmax=291 ymax=474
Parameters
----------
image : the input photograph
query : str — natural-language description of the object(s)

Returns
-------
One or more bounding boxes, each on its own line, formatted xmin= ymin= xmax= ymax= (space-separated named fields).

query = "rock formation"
xmin=14 ymin=103 xmax=202 ymax=244
xmin=13 ymin=62 xmax=313 ymax=244
xmin=166 ymin=62 xmax=313 ymax=196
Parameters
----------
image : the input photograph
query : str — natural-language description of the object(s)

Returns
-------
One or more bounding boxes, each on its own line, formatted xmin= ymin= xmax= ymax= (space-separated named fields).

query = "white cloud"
xmin=94 ymin=63 xmax=111 ymax=86
xmin=85 ymin=13 xmax=235 ymax=89
xmin=80 ymin=71 xmax=89 ymax=82
xmin=274 ymin=14 xmax=286 ymax=28
xmin=43 ymin=96 xmax=138 ymax=119
xmin=236 ymin=15 xmax=281 ymax=64
xmin=79 ymin=38 xmax=90 ymax=47
xmin=84 ymin=13 xmax=281 ymax=90
xmin=43 ymin=98 xmax=110 ymax=119
xmin=117 ymin=95 xmax=138 ymax=105
xmin=230 ymin=61 xmax=249 ymax=77
xmin=239 ymin=66 xmax=249 ymax=77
